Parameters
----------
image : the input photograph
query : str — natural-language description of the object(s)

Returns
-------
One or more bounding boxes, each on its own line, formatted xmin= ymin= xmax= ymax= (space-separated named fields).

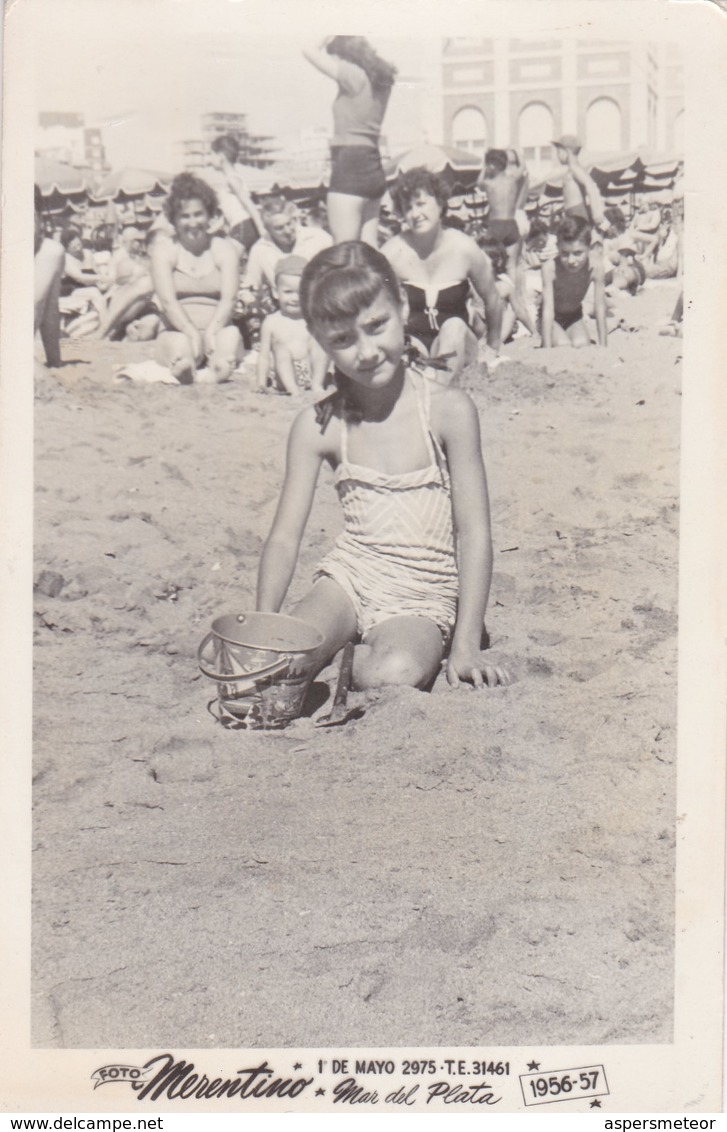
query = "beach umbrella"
xmin=385 ymin=144 xmax=483 ymax=193
xmin=34 ymin=156 xmax=93 ymax=212
xmin=91 ymin=167 xmax=173 ymax=202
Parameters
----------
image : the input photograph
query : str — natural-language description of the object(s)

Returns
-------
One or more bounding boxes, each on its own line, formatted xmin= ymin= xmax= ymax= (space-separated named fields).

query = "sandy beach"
xmin=32 ymin=279 xmax=681 ymax=1049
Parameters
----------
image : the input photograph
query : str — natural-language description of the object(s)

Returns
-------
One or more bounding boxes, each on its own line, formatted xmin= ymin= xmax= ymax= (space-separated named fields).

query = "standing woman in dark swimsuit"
xmin=150 ymin=173 xmax=242 ymax=384
xmin=381 ymin=168 xmax=503 ymax=383
xmin=303 ymin=36 xmax=396 ymax=246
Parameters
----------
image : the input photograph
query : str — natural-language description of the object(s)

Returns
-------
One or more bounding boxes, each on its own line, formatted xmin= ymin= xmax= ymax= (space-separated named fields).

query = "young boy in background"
xmin=256 ymin=256 xmax=329 ymax=396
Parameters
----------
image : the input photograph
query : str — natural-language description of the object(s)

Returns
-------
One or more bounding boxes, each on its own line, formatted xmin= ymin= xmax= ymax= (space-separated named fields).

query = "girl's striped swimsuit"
xmin=315 ymin=370 xmax=459 ymax=639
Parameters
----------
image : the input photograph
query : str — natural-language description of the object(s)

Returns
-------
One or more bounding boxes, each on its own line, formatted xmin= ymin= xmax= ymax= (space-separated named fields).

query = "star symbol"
xmin=293 ymin=1063 xmax=302 ymax=1070
xmin=527 ymin=1061 xmax=540 ymax=1071
xmin=316 ymin=1087 xmax=326 ymax=1096
xmin=590 ymin=1099 xmax=602 ymax=1108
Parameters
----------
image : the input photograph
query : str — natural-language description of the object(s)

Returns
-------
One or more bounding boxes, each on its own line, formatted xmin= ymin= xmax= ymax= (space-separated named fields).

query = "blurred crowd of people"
xmin=35 ymin=37 xmax=684 ymax=385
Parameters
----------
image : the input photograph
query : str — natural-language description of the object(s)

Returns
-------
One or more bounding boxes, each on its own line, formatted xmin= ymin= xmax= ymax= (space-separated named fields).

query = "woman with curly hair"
xmin=150 ymin=172 xmax=242 ymax=383
xmin=381 ymin=167 xmax=503 ymax=382
xmin=303 ymin=36 xmax=396 ymax=246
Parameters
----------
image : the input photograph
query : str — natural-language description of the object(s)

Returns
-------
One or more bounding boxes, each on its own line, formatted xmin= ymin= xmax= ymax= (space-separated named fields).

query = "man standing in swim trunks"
xmin=480 ymin=149 xmax=536 ymax=336
xmin=553 ymin=134 xmax=606 ymax=230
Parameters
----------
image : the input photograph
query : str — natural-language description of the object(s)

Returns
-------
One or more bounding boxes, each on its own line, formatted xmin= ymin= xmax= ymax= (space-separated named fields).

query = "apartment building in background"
xmin=441 ymin=39 xmax=684 ymax=176
xmin=179 ymin=111 xmax=276 ymax=171
xmin=36 ymin=111 xmax=110 ymax=179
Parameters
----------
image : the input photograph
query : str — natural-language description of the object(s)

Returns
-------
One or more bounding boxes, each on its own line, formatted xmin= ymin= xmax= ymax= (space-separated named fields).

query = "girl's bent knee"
xmin=355 ymin=646 xmax=429 ymax=690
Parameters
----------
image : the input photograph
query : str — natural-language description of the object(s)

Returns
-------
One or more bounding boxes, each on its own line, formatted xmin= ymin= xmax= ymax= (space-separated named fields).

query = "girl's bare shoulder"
xmin=290 ymin=398 xmax=343 ymax=460
xmin=427 ymin=380 xmax=479 ymax=435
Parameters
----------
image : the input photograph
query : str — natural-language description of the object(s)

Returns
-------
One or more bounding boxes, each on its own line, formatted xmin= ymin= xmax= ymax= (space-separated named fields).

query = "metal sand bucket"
xmin=197 ymin=612 xmax=324 ymax=730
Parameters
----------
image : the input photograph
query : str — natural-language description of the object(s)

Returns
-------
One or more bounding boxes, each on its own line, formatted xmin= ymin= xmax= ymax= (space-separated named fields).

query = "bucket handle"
xmin=197 ymin=633 xmax=290 ymax=683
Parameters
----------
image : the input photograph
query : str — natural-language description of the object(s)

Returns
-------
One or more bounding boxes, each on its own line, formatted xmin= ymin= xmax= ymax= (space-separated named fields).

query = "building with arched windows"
xmin=443 ymin=39 xmax=683 ymax=176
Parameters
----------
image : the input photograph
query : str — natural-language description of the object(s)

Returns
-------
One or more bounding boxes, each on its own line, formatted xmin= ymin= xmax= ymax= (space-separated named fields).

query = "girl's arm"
xmin=540 ymin=258 xmax=556 ymax=347
xmin=591 ymin=250 xmax=608 ymax=347
xmin=437 ymin=390 xmax=511 ymax=687
xmin=467 ymin=240 xmax=503 ymax=352
xmin=149 ymin=237 xmax=202 ymax=360
xmin=203 ymin=238 xmax=240 ymax=353
xmin=302 ymin=40 xmax=343 ymax=82
xmin=221 ymin=157 xmax=266 ymax=238
xmin=567 ymin=154 xmax=605 ymax=226
xmin=64 ymin=255 xmax=100 ymax=287
xmin=256 ymin=407 xmax=326 ymax=612
xmin=515 ymin=168 xmax=530 ymax=212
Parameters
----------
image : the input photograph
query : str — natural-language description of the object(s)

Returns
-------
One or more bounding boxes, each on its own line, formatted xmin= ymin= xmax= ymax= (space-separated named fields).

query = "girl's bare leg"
xmin=360 ymin=196 xmax=383 ymax=248
xmin=354 ymin=615 xmax=444 ymax=690
xmin=432 ymin=318 xmax=478 ymax=384
xmin=507 ymin=242 xmax=537 ymax=335
xmin=551 ymin=321 xmax=572 ymax=347
xmin=291 ymin=576 xmax=359 ymax=672
xmin=326 ymin=191 xmax=367 ymax=244
xmin=566 ymin=318 xmax=591 ymax=348
xmin=207 ymin=325 xmax=243 ymax=383
xmin=155 ymin=330 xmax=195 ymax=384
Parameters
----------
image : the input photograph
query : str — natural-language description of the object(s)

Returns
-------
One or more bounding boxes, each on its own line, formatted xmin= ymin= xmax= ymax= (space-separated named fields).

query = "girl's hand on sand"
xmin=446 ymin=649 xmax=513 ymax=689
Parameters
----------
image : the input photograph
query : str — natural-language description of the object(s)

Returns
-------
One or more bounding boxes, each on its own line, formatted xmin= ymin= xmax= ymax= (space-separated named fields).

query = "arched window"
xmin=585 ymin=97 xmax=622 ymax=153
xmin=518 ymin=101 xmax=554 ymax=169
xmin=451 ymin=106 xmax=487 ymax=155
xmin=673 ymin=109 xmax=684 ymax=154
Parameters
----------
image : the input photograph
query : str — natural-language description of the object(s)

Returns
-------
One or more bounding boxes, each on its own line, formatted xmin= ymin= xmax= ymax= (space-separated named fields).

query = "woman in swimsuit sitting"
xmin=381 ymin=168 xmax=503 ymax=383
xmin=540 ymin=214 xmax=607 ymax=349
xmin=150 ymin=172 xmax=242 ymax=384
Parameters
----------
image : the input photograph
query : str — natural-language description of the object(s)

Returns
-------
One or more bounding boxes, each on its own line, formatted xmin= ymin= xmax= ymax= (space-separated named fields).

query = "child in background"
xmin=540 ymin=215 xmax=607 ymax=348
xmin=256 ymin=241 xmax=512 ymax=691
xmin=256 ymin=256 xmax=329 ymax=396
xmin=475 ymin=235 xmax=519 ymax=343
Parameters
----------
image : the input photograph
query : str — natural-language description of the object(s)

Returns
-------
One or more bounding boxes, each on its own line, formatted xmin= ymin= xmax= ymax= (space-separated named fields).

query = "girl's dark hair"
xmin=485 ymin=148 xmax=508 ymax=173
xmin=300 ymin=240 xmax=401 ymax=329
xmin=326 ymin=36 xmax=397 ymax=90
xmin=92 ymin=224 xmax=115 ymax=252
xmin=60 ymin=226 xmax=82 ymax=249
xmin=527 ymin=217 xmax=550 ymax=243
xmin=477 ymin=235 xmax=508 ymax=276
xmin=210 ymin=134 xmax=239 ymax=163
xmin=164 ymin=172 xmax=219 ymax=225
xmin=604 ymin=206 xmax=626 ymax=235
xmin=556 ymin=214 xmax=592 ymax=245
xmin=390 ymin=167 xmax=449 ymax=220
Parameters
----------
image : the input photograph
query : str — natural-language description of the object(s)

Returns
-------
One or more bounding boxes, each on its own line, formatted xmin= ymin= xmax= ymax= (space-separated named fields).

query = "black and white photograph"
xmin=2 ymin=0 xmax=725 ymax=1116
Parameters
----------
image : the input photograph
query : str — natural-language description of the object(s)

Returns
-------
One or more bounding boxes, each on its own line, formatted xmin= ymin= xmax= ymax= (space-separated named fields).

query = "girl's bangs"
xmin=308 ymin=269 xmax=394 ymax=326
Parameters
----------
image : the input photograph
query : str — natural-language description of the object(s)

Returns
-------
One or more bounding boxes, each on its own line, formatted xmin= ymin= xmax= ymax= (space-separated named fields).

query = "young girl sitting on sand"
xmin=540 ymin=215 xmax=607 ymax=349
xmin=256 ymin=241 xmax=512 ymax=691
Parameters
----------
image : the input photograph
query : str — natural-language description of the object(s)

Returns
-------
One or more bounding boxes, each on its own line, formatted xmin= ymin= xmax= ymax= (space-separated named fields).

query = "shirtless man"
xmin=480 ymin=148 xmax=536 ymax=336
xmin=553 ymin=134 xmax=605 ymax=229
